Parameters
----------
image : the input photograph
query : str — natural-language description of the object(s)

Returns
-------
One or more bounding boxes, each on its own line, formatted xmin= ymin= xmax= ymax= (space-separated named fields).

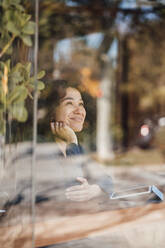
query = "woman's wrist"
xmin=67 ymin=136 xmax=78 ymax=145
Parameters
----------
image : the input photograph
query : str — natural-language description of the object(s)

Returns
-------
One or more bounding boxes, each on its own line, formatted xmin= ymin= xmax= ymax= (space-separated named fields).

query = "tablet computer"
xmin=110 ymin=185 xmax=164 ymax=201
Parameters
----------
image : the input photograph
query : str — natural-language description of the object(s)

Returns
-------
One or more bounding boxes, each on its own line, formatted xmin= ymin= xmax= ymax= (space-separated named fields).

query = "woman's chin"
xmin=71 ymin=124 xmax=83 ymax=132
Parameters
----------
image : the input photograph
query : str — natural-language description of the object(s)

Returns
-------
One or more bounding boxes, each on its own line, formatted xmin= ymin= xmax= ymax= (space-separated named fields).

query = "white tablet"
xmin=110 ymin=185 xmax=164 ymax=201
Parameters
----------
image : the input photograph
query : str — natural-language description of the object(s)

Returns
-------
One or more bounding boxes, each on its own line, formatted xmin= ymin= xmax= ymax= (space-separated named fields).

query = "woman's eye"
xmin=65 ymin=101 xmax=73 ymax=105
xmin=79 ymin=102 xmax=84 ymax=106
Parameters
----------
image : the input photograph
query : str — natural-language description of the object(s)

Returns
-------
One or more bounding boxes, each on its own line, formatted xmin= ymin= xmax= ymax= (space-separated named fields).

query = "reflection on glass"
xmin=35 ymin=1 xmax=165 ymax=248
xmin=1 ymin=0 xmax=165 ymax=248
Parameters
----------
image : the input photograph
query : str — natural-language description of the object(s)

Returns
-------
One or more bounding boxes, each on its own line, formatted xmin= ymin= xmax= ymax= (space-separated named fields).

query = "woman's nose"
xmin=73 ymin=105 xmax=81 ymax=113
xmin=73 ymin=105 xmax=83 ymax=114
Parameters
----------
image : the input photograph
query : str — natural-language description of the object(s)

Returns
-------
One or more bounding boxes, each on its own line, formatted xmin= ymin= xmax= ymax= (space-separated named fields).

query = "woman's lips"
xmin=69 ymin=117 xmax=84 ymax=122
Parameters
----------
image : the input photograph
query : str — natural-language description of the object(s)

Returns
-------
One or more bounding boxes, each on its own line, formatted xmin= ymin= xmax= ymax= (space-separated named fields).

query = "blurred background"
xmin=4 ymin=0 xmax=165 ymax=160
xmin=1 ymin=0 xmax=165 ymax=160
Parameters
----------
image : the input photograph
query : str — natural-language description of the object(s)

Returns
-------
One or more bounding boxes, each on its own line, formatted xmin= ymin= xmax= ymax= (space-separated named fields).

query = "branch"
xmin=0 ymin=34 xmax=16 ymax=58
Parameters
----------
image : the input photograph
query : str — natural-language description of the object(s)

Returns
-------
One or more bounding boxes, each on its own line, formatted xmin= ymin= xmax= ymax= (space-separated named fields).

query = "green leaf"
xmin=6 ymin=59 xmax=11 ymax=71
xmin=29 ymin=80 xmax=45 ymax=91
xmin=7 ymin=86 xmax=28 ymax=104
xmin=10 ymin=70 xmax=23 ymax=85
xmin=2 ymin=0 xmax=10 ymax=8
xmin=0 ymin=85 xmax=6 ymax=104
xmin=6 ymin=21 xmax=20 ymax=35
xmin=12 ymin=0 xmax=21 ymax=4
xmin=14 ymin=4 xmax=24 ymax=11
xmin=25 ymin=62 xmax=32 ymax=74
xmin=12 ymin=62 xmax=30 ymax=82
xmin=12 ymin=0 xmax=24 ymax=11
xmin=22 ymin=21 xmax=35 ymax=35
xmin=19 ymin=13 xmax=31 ymax=27
xmin=0 ymin=62 xmax=5 ymax=70
xmin=5 ymin=10 xmax=13 ymax=22
xmin=24 ymin=14 xmax=31 ymax=23
xmin=14 ymin=62 xmax=23 ymax=70
xmin=20 ymin=34 xmax=32 ymax=46
xmin=37 ymin=81 xmax=45 ymax=90
xmin=11 ymin=103 xmax=28 ymax=122
xmin=37 ymin=70 xmax=45 ymax=79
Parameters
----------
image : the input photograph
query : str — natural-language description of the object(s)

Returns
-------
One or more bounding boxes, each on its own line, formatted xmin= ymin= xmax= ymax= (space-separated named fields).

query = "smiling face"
xmin=55 ymin=87 xmax=86 ymax=132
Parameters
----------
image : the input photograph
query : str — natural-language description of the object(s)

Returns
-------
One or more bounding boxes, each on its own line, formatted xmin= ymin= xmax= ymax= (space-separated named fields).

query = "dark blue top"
xmin=66 ymin=143 xmax=84 ymax=156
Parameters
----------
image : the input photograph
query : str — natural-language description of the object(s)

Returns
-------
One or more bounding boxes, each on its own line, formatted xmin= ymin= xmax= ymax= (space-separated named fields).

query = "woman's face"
xmin=55 ymin=87 xmax=86 ymax=132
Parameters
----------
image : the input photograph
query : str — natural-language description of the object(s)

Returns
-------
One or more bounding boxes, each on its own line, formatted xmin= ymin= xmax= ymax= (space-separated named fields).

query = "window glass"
xmin=35 ymin=1 xmax=165 ymax=247
xmin=1 ymin=1 xmax=165 ymax=248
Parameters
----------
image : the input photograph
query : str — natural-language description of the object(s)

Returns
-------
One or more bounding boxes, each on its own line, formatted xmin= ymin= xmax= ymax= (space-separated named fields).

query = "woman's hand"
xmin=50 ymin=121 xmax=78 ymax=144
xmin=65 ymin=177 xmax=102 ymax=202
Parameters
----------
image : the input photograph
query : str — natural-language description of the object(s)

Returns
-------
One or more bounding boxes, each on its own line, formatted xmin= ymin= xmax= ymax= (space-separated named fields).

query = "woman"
xmin=50 ymin=79 xmax=113 ymax=202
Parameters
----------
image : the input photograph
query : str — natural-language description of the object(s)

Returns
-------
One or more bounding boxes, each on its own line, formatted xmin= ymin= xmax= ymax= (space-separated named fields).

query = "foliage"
xmin=36 ymin=0 xmax=165 ymax=147
xmin=127 ymin=25 xmax=165 ymax=111
xmin=0 ymin=0 xmax=45 ymax=134
xmin=0 ymin=0 xmax=35 ymax=57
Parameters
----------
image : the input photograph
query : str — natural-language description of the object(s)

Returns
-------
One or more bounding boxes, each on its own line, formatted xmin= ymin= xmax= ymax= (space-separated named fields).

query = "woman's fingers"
xmin=65 ymin=187 xmax=90 ymax=201
xmin=65 ymin=182 xmax=102 ymax=202
xmin=65 ymin=188 xmax=92 ymax=201
xmin=59 ymin=121 xmax=65 ymax=129
xmin=50 ymin=121 xmax=65 ymax=135
xmin=66 ymin=185 xmax=84 ymax=192
xmin=65 ymin=189 xmax=88 ymax=197
xmin=66 ymin=194 xmax=90 ymax=202
xmin=76 ymin=177 xmax=88 ymax=185
xmin=50 ymin=121 xmax=77 ymax=144
xmin=65 ymin=178 xmax=90 ymax=201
